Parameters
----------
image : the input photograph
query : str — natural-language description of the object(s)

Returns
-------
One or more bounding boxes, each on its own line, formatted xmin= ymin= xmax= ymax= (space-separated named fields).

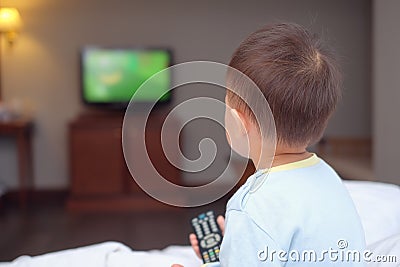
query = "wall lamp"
xmin=0 ymin=7 xmax=22 ymax=45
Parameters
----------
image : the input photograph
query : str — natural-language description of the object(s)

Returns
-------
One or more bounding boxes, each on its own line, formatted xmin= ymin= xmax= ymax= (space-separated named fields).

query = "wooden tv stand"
xmin=67 ymin=111 xmax=182 ymax=212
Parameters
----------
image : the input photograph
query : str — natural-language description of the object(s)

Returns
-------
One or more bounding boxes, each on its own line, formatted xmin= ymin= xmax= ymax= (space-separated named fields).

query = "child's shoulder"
xmin=227 ymin=154 xmax=354 ymax=227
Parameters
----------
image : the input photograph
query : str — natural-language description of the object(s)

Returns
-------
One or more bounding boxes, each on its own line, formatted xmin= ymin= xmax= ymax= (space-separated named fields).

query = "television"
xmin=80 ymin=47 xmax=172 ymax=109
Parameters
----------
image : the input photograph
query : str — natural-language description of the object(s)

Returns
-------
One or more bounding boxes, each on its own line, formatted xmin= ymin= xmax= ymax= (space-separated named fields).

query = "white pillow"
xmin=343 ymin=181 xmax=400 ymax=245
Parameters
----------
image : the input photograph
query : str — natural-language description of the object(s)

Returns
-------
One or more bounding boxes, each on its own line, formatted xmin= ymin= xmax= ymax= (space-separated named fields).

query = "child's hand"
xmin=172 ymin=217 xmax=224 ymax=267
xmin=190 ymin=215 xmax=225 ymax=259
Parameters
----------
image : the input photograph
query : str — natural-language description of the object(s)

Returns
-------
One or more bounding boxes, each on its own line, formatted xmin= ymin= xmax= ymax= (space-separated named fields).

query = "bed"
xmin=1 ymin=180 xmax=399 ymax=267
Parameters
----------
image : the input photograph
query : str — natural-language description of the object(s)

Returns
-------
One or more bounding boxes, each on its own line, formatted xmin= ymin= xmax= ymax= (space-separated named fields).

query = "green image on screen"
xmin=82 ymin=48 xmax=171 ymax=103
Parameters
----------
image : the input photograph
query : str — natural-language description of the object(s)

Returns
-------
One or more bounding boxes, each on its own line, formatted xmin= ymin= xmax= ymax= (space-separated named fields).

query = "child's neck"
xmin=254 ymin=145 xmax=312 ymax=169
xmin=271 ymin=150 xmax=312 ymax=167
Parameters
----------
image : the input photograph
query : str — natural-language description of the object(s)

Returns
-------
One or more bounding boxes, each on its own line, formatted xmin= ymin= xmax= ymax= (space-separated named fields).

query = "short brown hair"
xmin=227 ymin=23 xmax=341 ymax=146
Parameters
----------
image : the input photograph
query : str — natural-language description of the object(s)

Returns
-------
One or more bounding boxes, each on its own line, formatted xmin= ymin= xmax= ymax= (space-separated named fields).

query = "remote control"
xmin=191 ymin=211 xmax=223 ymax=263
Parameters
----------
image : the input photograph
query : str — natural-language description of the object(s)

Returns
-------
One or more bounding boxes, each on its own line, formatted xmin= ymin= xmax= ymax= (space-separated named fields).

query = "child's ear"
xmin=230 ymin=108 xmax=249 ymax=136
xmin=226 ymin=108 xmax=251 ymax=158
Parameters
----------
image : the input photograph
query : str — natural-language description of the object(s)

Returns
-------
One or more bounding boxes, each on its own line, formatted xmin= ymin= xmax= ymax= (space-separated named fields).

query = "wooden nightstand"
xmin=0 ymin=118 xmax=34 ymax=208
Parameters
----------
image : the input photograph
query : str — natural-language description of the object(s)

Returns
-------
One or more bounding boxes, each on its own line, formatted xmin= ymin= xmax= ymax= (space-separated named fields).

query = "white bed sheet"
xmin=343 ymin=180 xmax=400 ymax=245
xmin=0 ymin=242 xmax=201 ymax=267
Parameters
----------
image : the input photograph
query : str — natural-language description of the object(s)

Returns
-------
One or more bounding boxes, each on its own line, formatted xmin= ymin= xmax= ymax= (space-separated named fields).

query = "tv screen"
xmin=81 ymin=47 xmax=172 ymax=108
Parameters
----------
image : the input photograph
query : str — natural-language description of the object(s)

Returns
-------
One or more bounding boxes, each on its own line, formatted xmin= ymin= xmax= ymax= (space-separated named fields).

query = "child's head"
xmin=225 ymin=22 xmax=341 ymax=158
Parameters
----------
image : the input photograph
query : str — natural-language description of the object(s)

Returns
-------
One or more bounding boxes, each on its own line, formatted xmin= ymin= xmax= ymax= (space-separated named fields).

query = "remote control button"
xmin=215 ymin=234 xmax=221 ymax=242
xmin=202 ymin=234 xmax=219 ymax=248
xmin=206 ymin=237 xmax=216 ymax=245
xmin=203 ymin=253 xmax=209 ymax=261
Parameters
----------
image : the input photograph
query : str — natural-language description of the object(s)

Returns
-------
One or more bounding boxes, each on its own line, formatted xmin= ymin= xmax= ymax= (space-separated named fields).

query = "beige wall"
xmin=0 ymin=0 xmax=371 ymax=189
xmin=373 ymin=0 xmax=400 ymax=184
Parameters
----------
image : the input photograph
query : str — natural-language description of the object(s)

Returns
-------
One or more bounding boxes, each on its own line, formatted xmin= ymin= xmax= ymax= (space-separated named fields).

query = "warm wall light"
xmin=0 ymin=7 xmax=22 ymax=45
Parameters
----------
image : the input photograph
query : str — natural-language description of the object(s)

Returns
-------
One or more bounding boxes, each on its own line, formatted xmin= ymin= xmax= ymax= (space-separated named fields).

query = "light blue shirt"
xmin=206 ymin=154 xmax=366 ymax=266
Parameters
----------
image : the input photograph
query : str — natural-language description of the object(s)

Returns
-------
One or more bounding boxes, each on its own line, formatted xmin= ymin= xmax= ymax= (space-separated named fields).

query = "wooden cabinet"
xmin=0 ymin=118 xmax=33 ymax=208
xmin=67 ymin=112 xmax=181 ymax=211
